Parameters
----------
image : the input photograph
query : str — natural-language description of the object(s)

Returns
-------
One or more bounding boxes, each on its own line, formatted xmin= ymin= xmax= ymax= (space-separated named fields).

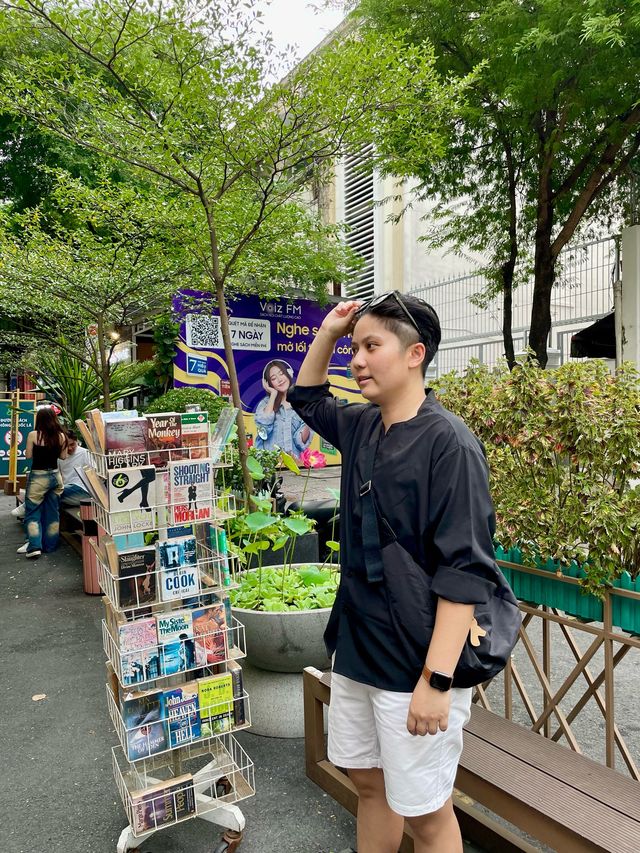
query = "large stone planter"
xmin=231 ymin=603 xmax=332 ymax=672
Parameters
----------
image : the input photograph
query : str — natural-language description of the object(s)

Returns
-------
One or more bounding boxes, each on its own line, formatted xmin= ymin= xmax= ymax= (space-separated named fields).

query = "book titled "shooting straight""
xmin=168 ymin=460 xmax=212 ymax=525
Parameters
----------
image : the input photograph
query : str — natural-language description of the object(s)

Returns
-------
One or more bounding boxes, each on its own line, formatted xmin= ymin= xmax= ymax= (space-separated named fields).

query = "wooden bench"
xmin=303 ymin=667 xmax=640 ymax=853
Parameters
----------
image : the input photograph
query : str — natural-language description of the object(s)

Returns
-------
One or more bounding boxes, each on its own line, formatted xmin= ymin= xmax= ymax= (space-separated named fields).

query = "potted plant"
xmin=433 ymin=358 xmax=640 ymax=630
xmin=228 ymin=449 xmax=341 ymax=671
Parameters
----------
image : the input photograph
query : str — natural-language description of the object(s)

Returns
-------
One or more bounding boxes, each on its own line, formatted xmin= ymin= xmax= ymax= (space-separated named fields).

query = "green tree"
xmin=0 ymin=0 xmax=457 ymax=494
xmin=0 ymin=174 xmax=196 ymax=408
xmin=351 ymin=0 xmax=640 ymax=366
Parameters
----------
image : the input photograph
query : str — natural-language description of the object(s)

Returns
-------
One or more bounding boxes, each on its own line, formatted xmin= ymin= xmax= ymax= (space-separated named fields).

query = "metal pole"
xmin=8 ymin=389 xmax=20 ymax=494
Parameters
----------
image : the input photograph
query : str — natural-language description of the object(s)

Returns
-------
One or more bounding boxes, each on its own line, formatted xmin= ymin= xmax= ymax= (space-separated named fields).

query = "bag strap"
xmin=360 ymin=422 xmax=384 ymax=583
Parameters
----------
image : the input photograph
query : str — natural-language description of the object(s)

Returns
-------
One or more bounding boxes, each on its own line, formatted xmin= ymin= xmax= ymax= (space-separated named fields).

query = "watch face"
xmin=430 ymin=671 xmax=453 ymax=692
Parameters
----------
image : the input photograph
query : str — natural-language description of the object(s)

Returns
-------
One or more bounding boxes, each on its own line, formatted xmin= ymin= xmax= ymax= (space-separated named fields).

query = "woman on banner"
xmin=18 ymin=406 xmax=67 ymax=559
xmin=254 ymin=359 xmax=312 ymax=458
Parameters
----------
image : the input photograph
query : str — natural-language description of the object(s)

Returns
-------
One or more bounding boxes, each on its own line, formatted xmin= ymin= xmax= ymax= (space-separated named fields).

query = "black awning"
xmin=570 ymin=312 xmax=616 ymax=359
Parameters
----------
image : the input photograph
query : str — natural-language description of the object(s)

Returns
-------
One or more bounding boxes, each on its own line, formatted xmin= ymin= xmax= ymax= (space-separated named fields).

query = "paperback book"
xmin=130 ymin=774 xmax=196 ymax=835
xmin=192 ymin=603 xmax=227 ymax=666
xmin=180 ymin=411 xmax=209 ymax=460
xmin=121 ymin=687 xmax=168 ymax=761
xmin=198 ymin=672 xmax=234 ymax=736
xmin=168 ymin=459 xmax=213 ymax=525
xmin=104 ymin=418 xmax=149 ymax=469
xmin=156 ymin=609 xmax=196 ymax=676
xmin=227 ymin=659 xmax=246 ymax=727
xmin=108 ymin=466 xmax=157 ymax=534
xmin=209 ymin=407 xmax=237 ymax=463
xmin=117 ymin=546 xmax=157 ymax=609
xmin=146 ymin=413 xmax=182 ymax=469
xmin=161 ymin=683 xmax=201 ymax=747
xmin=118 ymin=617 xmax=160 ymax=686
xmin=157 ymin=535 xmax=199 ymax=602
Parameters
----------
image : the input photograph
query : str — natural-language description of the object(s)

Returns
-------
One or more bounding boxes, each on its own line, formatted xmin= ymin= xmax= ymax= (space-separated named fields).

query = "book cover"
xmin=198 ymin=672 xmax=234 ymax=736
xmin=118 ymin=617 xmax=160 ymax=686
xmin=75 ymin=418 xmax=97 ymax=453
xmin=156 ymin=609 xmax=196 ymax=675
xmin=157 ymin=536 xmax=199 ymax=602
xmin=192 ymin=603 xmax=227 ymax=666
xmin=122 ymin=687 xmax=168 ymax=761
xmin=117 ymin=547 xmax=157 ymax=609
xmin=208 ymin=407 xmax=237 ymax=463
xmin=79 ymin=466 xmax=109 ymax=509
xmin=108 ymin=466 xmax=157 ymax=512
xmin=168 ymin=460 xmax=212 ymax=525
xmin=227 ymin=659 xmax=246 ymax=727
xmin=87 ymin=409 xmax=106 ymax=453
xmin=102 ymin=409 xmax=139 ymax=421
xmin=130 ymin=774 xmax=196 ymax=835
xmin=210 ymin=526 xmax=231 ymax=587
xmin=145 ymin=413 xmax=182 ymax=469
xmin=180 ymin=412 xmax=209 ymax=460
xmin=105 ymin=418 xmax=149 ymax=469
xmin=161 ymin=683 xmax=201 ymax=747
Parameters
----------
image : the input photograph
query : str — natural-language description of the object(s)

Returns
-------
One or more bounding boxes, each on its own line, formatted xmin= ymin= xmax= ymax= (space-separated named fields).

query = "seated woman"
xmin=254 ymin=359 xmax=312 ymax=459
xmin=18 ymin=407 xmax=67 ymax=559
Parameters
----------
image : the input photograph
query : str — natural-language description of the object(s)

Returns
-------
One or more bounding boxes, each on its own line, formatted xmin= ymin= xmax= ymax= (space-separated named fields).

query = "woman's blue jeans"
xmin=23 ymin=469 xmax=63 ymax=554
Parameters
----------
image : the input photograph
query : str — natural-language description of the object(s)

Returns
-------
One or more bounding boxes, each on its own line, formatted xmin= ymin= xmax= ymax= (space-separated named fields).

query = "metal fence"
xmin=409 ymin=235 xmax=620 ymax=375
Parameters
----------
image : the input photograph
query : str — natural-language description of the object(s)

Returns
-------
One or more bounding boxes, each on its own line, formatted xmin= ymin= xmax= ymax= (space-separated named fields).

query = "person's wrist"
xmin=422 ymin=665 xmax=453 ymax=692
xmin=317 ymin=325 xmax=342 ymax=344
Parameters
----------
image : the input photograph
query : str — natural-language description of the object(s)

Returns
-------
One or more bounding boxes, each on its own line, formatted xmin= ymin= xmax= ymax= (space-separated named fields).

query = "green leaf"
xmin=244 ymin=511 xmax=278 ymax=532
xmin=246 ymin=456 xmax=265 ymax=479
xmin=283 ymin=517 xmax=312 ymax=536
xmin=280 ymin=450 xmax=301 ymax=475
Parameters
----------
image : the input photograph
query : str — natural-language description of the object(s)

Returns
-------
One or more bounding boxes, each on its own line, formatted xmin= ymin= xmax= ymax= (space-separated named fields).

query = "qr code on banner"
xmin=186 ymin=314 xmax=221 ymax=349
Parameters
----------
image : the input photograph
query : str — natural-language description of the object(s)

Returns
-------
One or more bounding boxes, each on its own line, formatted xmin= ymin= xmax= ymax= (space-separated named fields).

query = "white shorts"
xmin=327 ymin=671 xmax=472 ymax=817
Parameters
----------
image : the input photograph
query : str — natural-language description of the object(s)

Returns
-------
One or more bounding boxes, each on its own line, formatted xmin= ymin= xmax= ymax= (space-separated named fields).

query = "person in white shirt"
xmin=57 ymin=429 xmax=91 ymax=506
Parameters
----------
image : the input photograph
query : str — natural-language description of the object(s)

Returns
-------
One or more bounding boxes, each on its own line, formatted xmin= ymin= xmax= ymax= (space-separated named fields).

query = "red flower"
xmin=300 ymin=448 xmax=327 ymax=469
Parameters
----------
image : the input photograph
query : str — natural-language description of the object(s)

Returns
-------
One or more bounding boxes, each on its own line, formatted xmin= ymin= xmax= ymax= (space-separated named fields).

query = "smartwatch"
xmin=422 ymin=665 xmax=453 ymax=692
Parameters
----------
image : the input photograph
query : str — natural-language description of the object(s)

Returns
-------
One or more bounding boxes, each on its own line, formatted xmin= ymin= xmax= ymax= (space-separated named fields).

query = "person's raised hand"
xmin=262 ymin=376 xmax=276 ymax=396
xmin=319 ymin=300 xmax=361 ymax=341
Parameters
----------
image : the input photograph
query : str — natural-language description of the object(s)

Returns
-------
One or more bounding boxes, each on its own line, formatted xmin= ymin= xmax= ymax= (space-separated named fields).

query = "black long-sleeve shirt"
xmin=288 ymin=382 xmax=500 ymax=691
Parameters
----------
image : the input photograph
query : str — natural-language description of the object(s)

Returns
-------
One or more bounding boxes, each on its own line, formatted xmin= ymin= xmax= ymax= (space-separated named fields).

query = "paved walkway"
xmin=0 ymin=492 xmax=484 ymax=853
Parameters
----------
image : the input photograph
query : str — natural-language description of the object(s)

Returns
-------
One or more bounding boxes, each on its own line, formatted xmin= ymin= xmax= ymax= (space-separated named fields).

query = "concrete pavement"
xmin=0 ymin=493 xmax=484 ymax=853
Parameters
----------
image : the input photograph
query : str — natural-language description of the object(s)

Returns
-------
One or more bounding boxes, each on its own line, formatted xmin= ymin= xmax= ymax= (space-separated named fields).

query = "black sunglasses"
xmin=354 ymin=290 xmax=423 ymax=339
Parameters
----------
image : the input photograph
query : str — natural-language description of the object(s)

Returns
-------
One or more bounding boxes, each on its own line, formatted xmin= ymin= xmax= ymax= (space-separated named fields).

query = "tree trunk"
xmin=96 ymin=315 xmax=111 ymax=412
xmin=529 ymin=237 xmax=555 ymax=369
xmin=529 ymin=130 xmax=555 ymax=369
xmin=501 ymin=261 xmax=515 ymax=369
xmin=215 ymin=283 xmax=254 ymax=501
xmin=502 ymin=139 xmax=517 ymax=370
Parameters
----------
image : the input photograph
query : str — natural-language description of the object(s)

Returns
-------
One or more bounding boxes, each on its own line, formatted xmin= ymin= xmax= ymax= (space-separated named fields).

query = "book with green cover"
xmin=198 ymin=672 xmax=233 ymax=736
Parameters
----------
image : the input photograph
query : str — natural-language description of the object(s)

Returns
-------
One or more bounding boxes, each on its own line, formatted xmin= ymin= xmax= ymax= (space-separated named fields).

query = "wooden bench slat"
xmin=466 ymin=705 xmax=640 ymax=815
xmin=460 ymin=731 xmax=640 ymax=852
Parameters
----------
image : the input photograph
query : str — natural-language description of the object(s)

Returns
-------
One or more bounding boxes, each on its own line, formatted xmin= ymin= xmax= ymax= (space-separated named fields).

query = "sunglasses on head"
xmin=354 ymin=290 xmax=423 ymax=339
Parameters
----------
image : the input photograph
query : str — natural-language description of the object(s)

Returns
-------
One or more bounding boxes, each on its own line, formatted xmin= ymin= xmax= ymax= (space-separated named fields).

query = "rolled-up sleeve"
xmin=428 ymin=444 xmax=498 ymax=605
xmin=287 ymin=383 xmax=345 ymax=452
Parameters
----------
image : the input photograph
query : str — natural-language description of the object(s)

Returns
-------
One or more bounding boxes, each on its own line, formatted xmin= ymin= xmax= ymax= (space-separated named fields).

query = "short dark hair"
xmin=65 ymin=429 xmax=78 ymax=441
xmin=358 ymin=293 xmax=441 ymax=376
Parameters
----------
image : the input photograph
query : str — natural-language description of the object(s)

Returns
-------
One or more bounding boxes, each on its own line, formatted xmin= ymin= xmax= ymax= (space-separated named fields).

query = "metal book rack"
xmin=83 ymin=416 xmax=254 ymax=853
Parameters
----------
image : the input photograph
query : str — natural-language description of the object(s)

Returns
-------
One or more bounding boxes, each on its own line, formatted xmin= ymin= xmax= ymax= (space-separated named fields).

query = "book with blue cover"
xmin=157 ymin=535 xmax=199 ymax=602
xmin=156 ymin=609 xmax=196 ymax=676
xmin=162 ymin=683 xmax=201 ymax=747
xmin=121 ymin=687 xmax=168 ymax=760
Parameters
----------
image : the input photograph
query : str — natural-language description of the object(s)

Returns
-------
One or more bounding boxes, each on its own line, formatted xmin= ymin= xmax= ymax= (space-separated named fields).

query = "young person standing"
xmin=18 ymin=407 xmax=67 ymax=559
xmin=288 ymin=293 xmax=501 ymax=853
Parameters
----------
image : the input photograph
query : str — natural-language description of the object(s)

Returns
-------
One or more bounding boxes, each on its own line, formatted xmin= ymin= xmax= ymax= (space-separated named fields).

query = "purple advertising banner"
xmin=173 ymin=291 xmax=362 ymax=462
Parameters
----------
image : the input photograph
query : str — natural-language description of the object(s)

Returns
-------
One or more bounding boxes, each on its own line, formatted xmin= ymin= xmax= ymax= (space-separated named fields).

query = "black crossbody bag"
xmin=359 ymin=426 xmax=522 ymax=689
